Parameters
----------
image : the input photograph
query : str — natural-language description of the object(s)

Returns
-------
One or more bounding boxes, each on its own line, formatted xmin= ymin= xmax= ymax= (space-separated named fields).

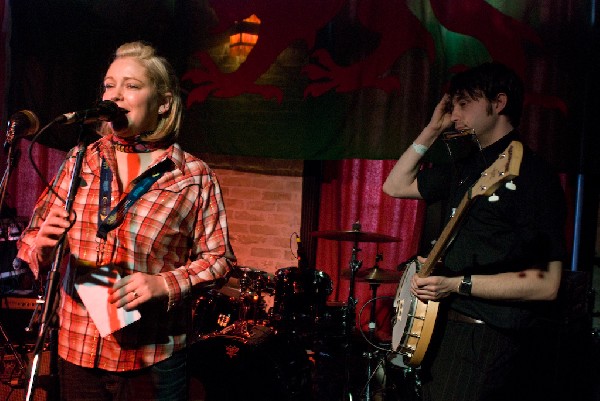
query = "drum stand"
xmin=225 ymin=267 xmax=270 ymax=338
xmin=311 ymin=223 xmax=401 ymax=401
xmin=360 ymin=280 xmax=390 ymax=401
xmin=341 ymin=241 xmax=362 ymax=401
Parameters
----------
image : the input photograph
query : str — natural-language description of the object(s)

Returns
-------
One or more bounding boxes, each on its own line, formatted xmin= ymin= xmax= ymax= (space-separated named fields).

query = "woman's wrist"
xmin=33 ymin=243 xmax=53 ymax=267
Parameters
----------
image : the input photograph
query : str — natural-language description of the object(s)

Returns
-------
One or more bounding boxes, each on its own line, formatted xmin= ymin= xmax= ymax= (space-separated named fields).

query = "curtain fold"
xmin=7 ymin=141 xmax=66 ymax=218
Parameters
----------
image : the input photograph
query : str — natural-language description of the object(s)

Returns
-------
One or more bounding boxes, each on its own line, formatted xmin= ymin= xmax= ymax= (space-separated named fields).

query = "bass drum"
xmin=192 ymin=289 xmax=240 ymax=338
xmin=190 ymin=324 xmax=312 ymax=401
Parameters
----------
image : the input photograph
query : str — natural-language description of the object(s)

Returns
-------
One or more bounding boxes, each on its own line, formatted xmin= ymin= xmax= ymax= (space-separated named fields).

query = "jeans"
xmin=59 ymin=351 xmax=188 ymax=401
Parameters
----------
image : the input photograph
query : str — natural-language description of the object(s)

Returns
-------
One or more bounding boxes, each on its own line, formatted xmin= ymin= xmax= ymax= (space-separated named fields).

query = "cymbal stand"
xmin=346 ymin=242 xmax=362 ymax=313
xmin=362 ymin=280 xmax=383 ymax=401
xmin=342 ymin=240 xmax=362 ymax=400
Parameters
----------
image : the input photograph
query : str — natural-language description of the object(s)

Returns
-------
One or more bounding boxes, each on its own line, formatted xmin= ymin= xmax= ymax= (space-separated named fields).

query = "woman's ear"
xmin=159 ymin=93 xmax=173 ymax=115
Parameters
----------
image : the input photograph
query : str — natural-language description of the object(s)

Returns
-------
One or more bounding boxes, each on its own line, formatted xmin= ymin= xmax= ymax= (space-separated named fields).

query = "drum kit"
xmin=190 ymin=224 xmax=419 ymax=401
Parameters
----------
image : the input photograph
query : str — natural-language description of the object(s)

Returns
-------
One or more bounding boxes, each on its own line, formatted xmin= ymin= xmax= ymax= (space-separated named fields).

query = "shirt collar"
xmin=95 ymin=135 xmax=186 ymax=173
xmin=481 ymin=130 xmax=520 ymax=163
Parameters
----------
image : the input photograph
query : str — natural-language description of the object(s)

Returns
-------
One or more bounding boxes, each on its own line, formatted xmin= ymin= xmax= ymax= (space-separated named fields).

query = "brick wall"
xmin=206 ymin=155 xmax=304 ymax=276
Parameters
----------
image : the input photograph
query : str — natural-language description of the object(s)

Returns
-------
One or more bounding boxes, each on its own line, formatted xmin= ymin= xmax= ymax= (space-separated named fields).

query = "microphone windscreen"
xmin=11 ymin=110 xmax=40 ymax=137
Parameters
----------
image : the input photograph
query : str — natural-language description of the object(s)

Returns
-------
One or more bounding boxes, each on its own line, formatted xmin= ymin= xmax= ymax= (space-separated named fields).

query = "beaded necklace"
xmin=111 ymin=133 xmax=170 ymax=153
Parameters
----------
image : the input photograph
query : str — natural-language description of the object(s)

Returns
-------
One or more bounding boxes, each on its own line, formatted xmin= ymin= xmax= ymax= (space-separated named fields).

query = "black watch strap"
xmin=458 ymin=274 xmax=472 ymax=296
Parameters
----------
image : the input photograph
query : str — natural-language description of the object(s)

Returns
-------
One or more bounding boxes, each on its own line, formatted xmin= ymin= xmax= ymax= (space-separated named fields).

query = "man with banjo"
xmin=383 ymin=62 xmax=566 ymax=401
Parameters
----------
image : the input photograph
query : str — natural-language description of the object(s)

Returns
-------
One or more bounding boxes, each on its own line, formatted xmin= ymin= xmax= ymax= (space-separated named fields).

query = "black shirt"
xmin=417 ymin=131 xmax=567 ymax=329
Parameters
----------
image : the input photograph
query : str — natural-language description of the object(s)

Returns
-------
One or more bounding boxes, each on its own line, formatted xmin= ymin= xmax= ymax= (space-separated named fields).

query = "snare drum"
xmin=190 ymin=324 xmax=312 ymax=401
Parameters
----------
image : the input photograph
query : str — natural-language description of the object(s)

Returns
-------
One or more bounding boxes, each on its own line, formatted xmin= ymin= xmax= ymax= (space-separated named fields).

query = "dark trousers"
xmin=420 ymin=319 xmax=557 ymax=401
xmin=59 ymin=351 xmax=188 ymax=401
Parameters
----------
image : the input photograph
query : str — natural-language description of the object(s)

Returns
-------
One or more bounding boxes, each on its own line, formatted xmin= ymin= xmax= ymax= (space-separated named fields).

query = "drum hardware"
xmin=312 ymin=221 xmax=401 ymax=400
xmin=190 ymin=322 xmax=312 ymax=401
xmin=192 ymin=289 xmax=240 ymax=338
xmin=230 ymin=267 xmax=274 ymax=336
xmin=192 ymin=266 xmax=272 ymax=340
xmin=363 ymin=280 xmax=383 ymax=401
xmin=237 ymin=267 xmax=271 ymax=324
xmin=271 ymin=266 xmax=332 ymax=339
xmin=311 ymin=223 xmax=404 ymax=400
xmin=384 ymin=353 xmax=422 ymax=401
xmin=354 ymin=254 xmax=397 ymax=401
xmin=341 ymin=265 xmax=403 ymax=284
xmin=355 ymin=291 xmax=423 ymax=401
xmin=310 ymin=222 xmax=401 ymax=322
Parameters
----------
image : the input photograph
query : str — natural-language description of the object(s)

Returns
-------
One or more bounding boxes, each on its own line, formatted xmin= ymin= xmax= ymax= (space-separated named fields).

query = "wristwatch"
xmin=458 ymin=274 xmax=472 ymax=296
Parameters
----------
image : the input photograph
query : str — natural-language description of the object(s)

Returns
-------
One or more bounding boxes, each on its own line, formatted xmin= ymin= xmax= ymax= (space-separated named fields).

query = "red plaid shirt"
xmin=18 ymin=136 xmax=235 ymax=371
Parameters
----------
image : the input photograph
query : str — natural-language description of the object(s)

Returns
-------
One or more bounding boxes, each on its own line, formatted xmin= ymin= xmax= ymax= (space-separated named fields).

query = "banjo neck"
xmin=418 ymin=193 xmax=471 ymax=278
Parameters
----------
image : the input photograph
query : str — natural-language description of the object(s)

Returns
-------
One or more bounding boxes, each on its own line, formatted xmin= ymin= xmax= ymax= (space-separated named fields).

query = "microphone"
xmin=4 ymin=110 xmax=40 ymax=150
xmin=53 ymin=100 xmax=129 ymax=130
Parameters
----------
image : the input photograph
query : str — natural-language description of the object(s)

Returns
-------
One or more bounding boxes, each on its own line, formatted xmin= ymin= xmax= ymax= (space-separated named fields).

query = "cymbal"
xmin=341 ymin=267 xmax=403 ymax=283
xmin=311 ymin=229 xmax=400 ymax=243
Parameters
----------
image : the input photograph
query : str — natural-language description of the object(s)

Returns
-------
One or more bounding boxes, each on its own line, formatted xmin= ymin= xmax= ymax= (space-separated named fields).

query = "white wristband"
xmin=411 ymin=142 xmax=428 ymax=156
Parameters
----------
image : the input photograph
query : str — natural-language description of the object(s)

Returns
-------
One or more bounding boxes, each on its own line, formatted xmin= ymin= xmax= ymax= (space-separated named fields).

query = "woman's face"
xmin=102 ymin=57 xmax=168 ymax=138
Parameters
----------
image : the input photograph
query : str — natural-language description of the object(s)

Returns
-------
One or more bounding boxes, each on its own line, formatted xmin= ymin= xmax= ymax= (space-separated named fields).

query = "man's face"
xmin=449 ymin=92 xmax=498 ymax=141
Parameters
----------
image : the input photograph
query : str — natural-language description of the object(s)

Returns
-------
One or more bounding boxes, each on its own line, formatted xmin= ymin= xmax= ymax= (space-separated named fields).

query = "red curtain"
xmin=0 ymin=1 xmax=66 ymax=219
xmin=8 ymin=142 xmax=66 ymax=217
xmin=315 ymin=158 xmax=426 ymax=341
xmin=1 ymin=0 xmax=7 ymax=130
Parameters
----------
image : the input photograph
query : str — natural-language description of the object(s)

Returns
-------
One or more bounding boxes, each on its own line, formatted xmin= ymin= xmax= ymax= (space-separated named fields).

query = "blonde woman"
xmin=18 ymin=41 xmax=235 ymax=400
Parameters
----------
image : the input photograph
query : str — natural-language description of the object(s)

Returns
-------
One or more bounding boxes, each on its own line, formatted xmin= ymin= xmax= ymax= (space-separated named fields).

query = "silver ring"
xmin=133 ymin=291 xmax=138 ymax=298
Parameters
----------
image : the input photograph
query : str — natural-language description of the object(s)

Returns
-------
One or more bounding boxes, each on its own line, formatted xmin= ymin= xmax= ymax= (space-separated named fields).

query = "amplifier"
xmin=1 ymin=295 xmax=38 ymax=311
xmin=0 ymin=294 xmax=39 ymax=344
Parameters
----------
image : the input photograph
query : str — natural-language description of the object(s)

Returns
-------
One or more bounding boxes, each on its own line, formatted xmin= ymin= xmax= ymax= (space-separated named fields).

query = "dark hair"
xmin=448 ymin=62 xmax=524 ymax=127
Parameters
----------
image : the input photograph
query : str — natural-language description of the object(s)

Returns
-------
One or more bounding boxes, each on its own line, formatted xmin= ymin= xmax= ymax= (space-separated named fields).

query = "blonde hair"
xmin=99 ymin=41 xmax=183 ymax=142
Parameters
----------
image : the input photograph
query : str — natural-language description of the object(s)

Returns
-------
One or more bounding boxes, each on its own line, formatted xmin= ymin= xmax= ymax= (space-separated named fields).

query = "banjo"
xmin=391 ymin=140 xmax=523 ymax=367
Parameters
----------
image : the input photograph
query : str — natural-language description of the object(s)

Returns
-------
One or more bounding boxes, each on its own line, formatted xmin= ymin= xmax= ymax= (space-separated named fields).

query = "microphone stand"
xmin=0 ymin=132 xmax=20 ymax=212
xmin=25 ymin=122 xmax=89 ymax=401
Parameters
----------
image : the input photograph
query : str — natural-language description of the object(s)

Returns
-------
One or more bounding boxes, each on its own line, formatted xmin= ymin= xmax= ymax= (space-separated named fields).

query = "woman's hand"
xmin=34 ymin=208 xmax=71 ymax=265
xmin=109 ymin=272 xmax=169 ymax=311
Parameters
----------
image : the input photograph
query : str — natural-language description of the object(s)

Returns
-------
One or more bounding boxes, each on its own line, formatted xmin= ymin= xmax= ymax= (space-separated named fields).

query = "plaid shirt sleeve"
xmin=152 ymin=145 xmax=235 ymax=309
xmin=159 ymin=166 xmax=235 ymax=310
